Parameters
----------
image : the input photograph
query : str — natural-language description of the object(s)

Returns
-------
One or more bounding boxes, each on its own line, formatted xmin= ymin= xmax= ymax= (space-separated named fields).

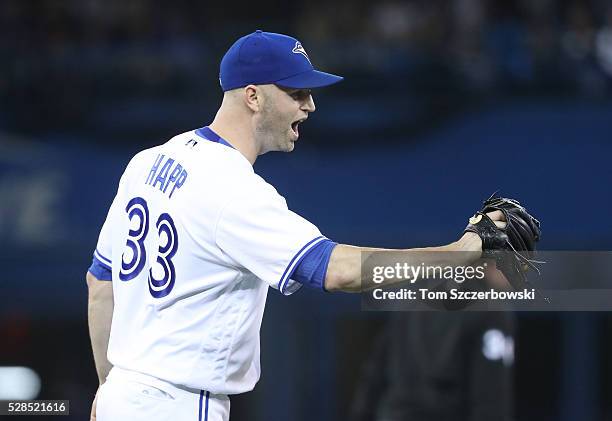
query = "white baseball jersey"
xmin=93 ymin=127 xmax=326 ymax=394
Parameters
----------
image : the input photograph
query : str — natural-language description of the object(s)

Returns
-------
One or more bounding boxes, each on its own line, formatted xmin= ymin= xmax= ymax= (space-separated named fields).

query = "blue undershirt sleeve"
xmin=289 ymin=239 xmax=337 ymax=291
xmin=88 ymin=255 xmax=112 ymax=281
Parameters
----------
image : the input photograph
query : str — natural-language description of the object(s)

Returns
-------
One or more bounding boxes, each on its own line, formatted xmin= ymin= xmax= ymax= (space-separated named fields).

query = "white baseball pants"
xmin=97 ymin=367 xmax=230 ymax=421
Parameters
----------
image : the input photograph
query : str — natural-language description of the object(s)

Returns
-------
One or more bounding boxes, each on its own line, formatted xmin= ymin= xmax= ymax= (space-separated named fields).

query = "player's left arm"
xmin=87 ymin=271 xmax=114 ymax=384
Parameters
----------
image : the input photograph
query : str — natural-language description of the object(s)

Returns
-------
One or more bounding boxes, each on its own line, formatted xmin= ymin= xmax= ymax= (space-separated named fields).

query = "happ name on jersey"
xmin=145 ymin=153 xmax=188 ymax=198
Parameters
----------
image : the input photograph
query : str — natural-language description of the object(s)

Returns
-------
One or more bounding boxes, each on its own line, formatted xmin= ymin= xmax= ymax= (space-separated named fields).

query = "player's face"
xmin=255 ymin=85 xmax=315 ymax=154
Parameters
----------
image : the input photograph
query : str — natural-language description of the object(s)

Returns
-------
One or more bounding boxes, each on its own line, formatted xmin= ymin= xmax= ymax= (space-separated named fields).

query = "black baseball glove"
xmin=465 ymin=194 xmax=542 ymax=290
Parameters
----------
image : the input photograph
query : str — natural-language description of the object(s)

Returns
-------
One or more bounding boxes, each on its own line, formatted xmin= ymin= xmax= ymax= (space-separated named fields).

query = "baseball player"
xmin=87 ymin=30 xmax=502 ymax=421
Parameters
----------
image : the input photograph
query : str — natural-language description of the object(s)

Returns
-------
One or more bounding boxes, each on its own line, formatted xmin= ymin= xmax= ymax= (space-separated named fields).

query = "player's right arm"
xmin=324 ymin=211 xmax=505 ymax=293
xmin=215 ymin=170 xmax=506 ymax=295
xmin=323 ymin=232 xmax=483 ymax=292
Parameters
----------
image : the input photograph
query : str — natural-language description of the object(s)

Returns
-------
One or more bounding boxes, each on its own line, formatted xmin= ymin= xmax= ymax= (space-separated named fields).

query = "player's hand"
xmin=456 ymin=211 xmax=507 ymax=253
xmin=484 ymin=210 xmax=507 ymax=228
xmin=90 ymin=388 xmax=98 ymax=421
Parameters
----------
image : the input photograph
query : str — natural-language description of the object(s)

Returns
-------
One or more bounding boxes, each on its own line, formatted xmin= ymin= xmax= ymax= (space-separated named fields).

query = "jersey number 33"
xmin=119 ymin=196 xmax=179 ymax=298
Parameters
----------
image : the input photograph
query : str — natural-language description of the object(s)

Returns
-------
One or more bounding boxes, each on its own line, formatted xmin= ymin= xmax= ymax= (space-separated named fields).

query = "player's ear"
xmin=244 ymin=85 xmax=261 ymax=112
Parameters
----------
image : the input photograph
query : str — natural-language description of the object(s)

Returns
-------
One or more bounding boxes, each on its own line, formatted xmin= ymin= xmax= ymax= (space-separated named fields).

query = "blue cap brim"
xmin=275 ymin=69 xmax=343 ymax=89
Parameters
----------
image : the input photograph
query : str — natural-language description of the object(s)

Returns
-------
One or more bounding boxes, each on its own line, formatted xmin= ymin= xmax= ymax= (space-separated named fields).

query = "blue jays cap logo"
xmin=292 ymin=41 xmax=311 ymax=64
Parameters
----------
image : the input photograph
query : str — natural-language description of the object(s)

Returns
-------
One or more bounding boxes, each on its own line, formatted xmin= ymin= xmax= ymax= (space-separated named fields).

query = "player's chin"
xmin=284 ymin=133 xmax=297 ymax=152
xmin=282 ymin=140 xmax=296 ymax=152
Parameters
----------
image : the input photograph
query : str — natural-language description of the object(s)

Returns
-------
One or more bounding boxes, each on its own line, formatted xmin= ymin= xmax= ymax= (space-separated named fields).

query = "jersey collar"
xmin=195 ymin=126 xmax=235 ymax=149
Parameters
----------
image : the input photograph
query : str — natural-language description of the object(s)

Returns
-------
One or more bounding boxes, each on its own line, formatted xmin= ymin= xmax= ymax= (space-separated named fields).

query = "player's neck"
xmin=209 ymin=113 xmax=258 ymax=165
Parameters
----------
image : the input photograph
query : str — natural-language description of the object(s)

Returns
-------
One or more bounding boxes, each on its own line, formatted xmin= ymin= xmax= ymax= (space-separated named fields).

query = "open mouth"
xmin=291 ymin=121 xmax=300 ymax=137
xmin=291 ymin=118 xmax=307 ymax=138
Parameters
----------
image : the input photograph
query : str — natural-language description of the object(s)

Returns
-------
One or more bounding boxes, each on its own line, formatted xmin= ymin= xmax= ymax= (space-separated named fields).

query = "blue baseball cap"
xmin=219 ymin=30 xmax=343 ymax=91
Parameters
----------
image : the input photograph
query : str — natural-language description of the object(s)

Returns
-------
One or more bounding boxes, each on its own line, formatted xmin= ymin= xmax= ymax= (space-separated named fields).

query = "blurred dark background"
xmin=1 ymin=0 xmax=611 ymax=420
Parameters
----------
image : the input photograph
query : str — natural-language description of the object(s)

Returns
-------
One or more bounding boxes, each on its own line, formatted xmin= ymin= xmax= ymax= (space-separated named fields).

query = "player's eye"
xmin=289 ymin=89 xmax=310 ymax=101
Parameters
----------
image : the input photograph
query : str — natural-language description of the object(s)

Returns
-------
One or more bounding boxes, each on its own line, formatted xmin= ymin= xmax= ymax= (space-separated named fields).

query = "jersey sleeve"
xmin=215 ymin=178 xmax=326 ymax=295
xmin=88 ymin=152 xmax=138 ymax=281
xmin=291 ymin=239 xmax=337 ymax=291
xmin=89 ymin=192 xmax=122 ymax=281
